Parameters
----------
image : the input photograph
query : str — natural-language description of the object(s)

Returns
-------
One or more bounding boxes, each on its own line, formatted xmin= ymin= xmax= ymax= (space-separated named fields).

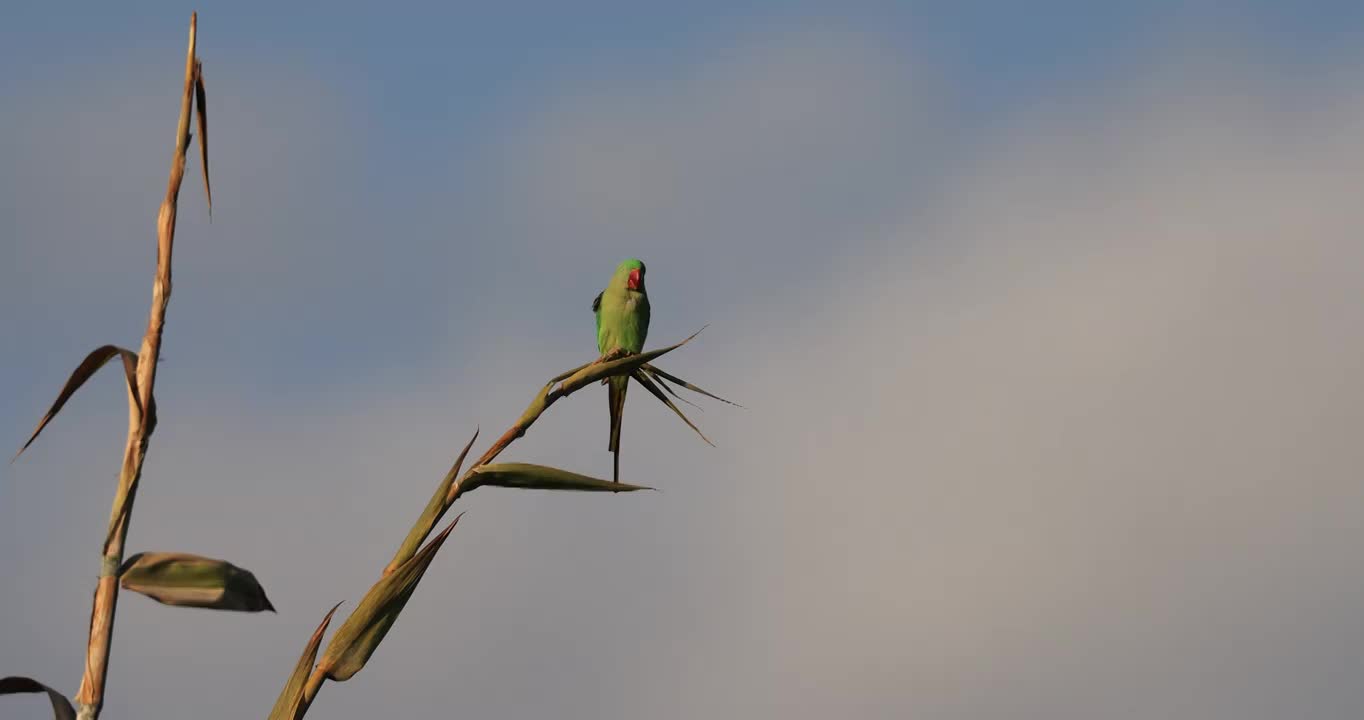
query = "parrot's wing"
xmin=592 ymin=291 xmax=604 ymax=353
xmin=638 ymin=293 xmax=651 ymax=348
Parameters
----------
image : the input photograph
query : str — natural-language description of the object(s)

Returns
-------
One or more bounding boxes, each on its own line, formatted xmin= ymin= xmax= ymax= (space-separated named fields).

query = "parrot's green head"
xmin=615 ymin=258 xmax=646 ymax=293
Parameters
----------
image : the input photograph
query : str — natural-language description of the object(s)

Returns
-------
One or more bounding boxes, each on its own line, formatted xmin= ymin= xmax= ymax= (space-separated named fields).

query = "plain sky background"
xmin=4 ymin=2 xmax=1364 ymax=719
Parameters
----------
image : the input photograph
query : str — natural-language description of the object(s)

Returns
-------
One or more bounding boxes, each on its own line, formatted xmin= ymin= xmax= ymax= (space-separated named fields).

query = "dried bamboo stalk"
xmin=73 ymin=14 xmax=203 ymax=720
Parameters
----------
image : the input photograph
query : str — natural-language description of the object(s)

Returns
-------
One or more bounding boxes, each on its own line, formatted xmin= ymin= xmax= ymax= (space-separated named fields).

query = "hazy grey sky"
xmin=4 ymin=5 xmax=1364 ymax=720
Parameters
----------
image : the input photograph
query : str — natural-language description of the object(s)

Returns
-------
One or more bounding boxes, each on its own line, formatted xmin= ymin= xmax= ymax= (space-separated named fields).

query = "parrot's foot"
xmin=594 ymin=349 xmax=632 ymax=385
xmin=594 ymin=348 xmax=631 ymax=364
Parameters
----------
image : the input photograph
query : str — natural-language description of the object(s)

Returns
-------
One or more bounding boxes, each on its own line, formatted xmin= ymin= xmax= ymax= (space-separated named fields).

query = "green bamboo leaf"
xmin=13 ymin=345 xmax=139 ymax=461
xmin=547 ymin=359 xmax=595 ymax=384
xmin=466 ymin=462 xmax=653 ymax=493
xmin=268 ymin=602 xmax=342 ymax=720
xmin=384 ymin=429 xmax=478 ymax=576
xmin=0 ymin=676 xmax=76 ymax=720
xmin=119 ymin=552 xmax=275 ymax=612
xmin=631 ymin=370 xmax=715 ymax=447
xmin=320 ymin=515 xmax=462 ymax=682
xmin=516 ymin=381 xmax=555 ymax=427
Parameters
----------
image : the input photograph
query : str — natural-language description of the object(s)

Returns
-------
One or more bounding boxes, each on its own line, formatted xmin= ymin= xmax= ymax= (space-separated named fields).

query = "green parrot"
xmin=592 ymin=258 xmax=651 ymax=482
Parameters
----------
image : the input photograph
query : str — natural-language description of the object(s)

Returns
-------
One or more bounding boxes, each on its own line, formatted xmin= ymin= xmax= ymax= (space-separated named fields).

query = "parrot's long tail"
xmin=607 ymin=375 xmax=627 ymax=483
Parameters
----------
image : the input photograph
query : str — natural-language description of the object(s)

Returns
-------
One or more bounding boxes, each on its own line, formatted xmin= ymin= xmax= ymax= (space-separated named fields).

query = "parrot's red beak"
xmin=627 ymin=268 xmax=642 ymax=291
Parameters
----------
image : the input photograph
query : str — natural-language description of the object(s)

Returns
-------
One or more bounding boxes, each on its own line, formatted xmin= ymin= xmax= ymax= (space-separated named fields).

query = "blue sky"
xmin=4 ymin=3 xmax=1364 ymax=719
xmin=4 ymin=1 xmax=1363 ymax=392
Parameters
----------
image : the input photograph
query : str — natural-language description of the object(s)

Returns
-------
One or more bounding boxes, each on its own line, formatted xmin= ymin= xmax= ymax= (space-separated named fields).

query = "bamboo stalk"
xmin=73 ymin=14 xmax=201 ymax=720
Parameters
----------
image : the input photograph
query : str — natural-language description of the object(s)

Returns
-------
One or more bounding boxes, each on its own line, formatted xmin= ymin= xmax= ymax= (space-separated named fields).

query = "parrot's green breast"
xmin=597 ymin=292 xmax=648 ymax=354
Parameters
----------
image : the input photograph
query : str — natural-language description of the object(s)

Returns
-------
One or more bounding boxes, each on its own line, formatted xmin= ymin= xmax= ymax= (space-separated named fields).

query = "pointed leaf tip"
xmin=467 ymin=462 xmax=653 ymax=493
xmin=641 ymin=362 xmax=744 ymax=408
xmin=194 ymin=60 xmax=211 ymax=218
xmin=120 ymin=552 xmax=274 ymax=612
xmin=385 ymin=430 xmax=479 ymax=577
xmin=632 ymin=370 xmax=715 ymax=447
xmin=643 ymin=368 xmax=704 ymax=410
xmin=14 ymin=345 xmax=139 ymax=462
xmin=268 ymin=601 xmax=343 ymax=720
xmin=320 ymin=515 xmax=462 ymax=681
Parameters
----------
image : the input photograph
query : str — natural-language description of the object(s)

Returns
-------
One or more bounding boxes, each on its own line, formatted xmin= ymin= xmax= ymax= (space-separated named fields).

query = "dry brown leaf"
xmin=632 ymin=370 xmax=715 ymax=447
xmin=14 ymin=345 xmax=139 ymax=461
xmin=640 ymin=362 xmax=743 ymax=408
xmin=642 ymin=367 xmax=703 ymax=410
xmin=194 ymin=60 xmax=211 ymax=217
xmin=0 ymin=676 xmax=76 ymax=720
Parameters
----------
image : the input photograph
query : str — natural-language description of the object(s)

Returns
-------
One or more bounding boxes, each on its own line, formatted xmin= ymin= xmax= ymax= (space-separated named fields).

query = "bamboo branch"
xmin=73 ymin=14 xmax=203 ymax=720
xmin=274 ymin=335 xmax=701 ymax=718
xmin=377 ymin=333 xmax=700 ymax=578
